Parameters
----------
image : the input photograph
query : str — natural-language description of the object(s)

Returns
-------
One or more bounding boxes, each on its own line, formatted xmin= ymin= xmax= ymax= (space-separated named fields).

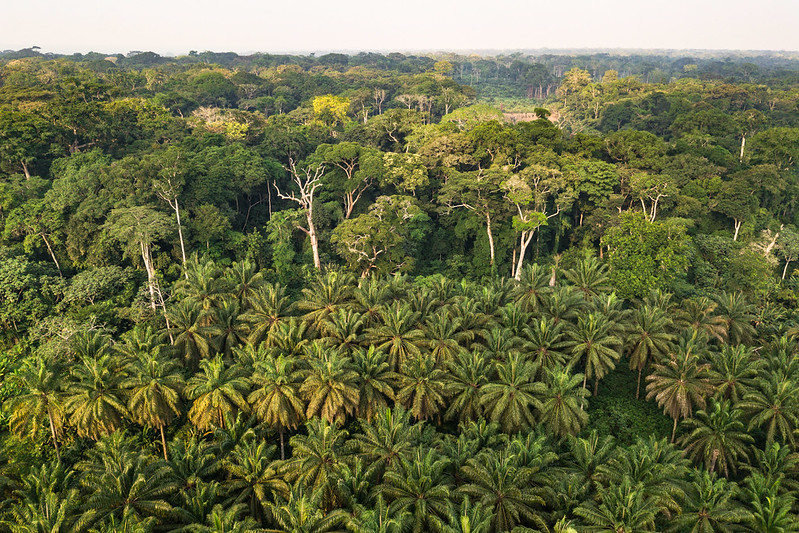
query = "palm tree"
xmin=120 ymin=348 xmax=185 ymax=460
xmin=679 ymin=399 xmax=753 ymax=478
xmin=458 ymin=450 xmax=546 ymax=532
xmin=423 ymin=310 xmax=468 ymax=365
xmin=185 ymin=356 xmax=250 ymax=431
xmin=300 ymin=342 xmax=360 ymax=424
xmin=500 ymin=302 xmax=531 ymax=337
xmin=567 ymin=311 xmax=623 ymax=396
xmin=668 ymin=471 xmax=752 ymax=533
xmin=353 ymin=407 xmax=416 ymax=482
xmin=207 ymin=299 xmax=247 ymax=358
xmin=244 ymin=283 xmax=294 ymax=346
xmin=514 ymin=263 xmax=552 ymax=312
xmin=537 ymin=367 xmax=589 ymax=438
xmin=563 ymin=431 xmax=616 ymax=497
xmin=263 ymin=487 xmax=348 ymax=533
xmin=645 ymin=331 xmax=714 ymax=442
xmin=437 ymin=498 xmax=494 ymax=533
xmin=177 ymin=255 xmax=228 ymax=313
xmin=744 ymin=472 xmax=799 ymax=533
xmin=347 ymin=494 xmax=408 ymax=533
xmin=63 ymin=345 xmax=128 ymax=440
xmin=396 ymin=355 xmax=448 ymax=423
xmin=353 ymin=276 xmax=392 ymax=327
xmin=266 ymin=318 xmax=311 ymax=356
xmin=713 ymin=291 xmax=756 ymax=345
xmin=574 ymin=476 xmax=658 ymax=532
xmin=540 ymin=285 xmax=585 ymax=327
xmin=377 ymin=448 xmax=452 ymax=533
xmin=286 ymin=417 xmax=350 ymax=512
xmin=190 ymin=503 xmax=261 ymax=533
xmin=445 ymin=350 xmax=490 ymax=424
xmin=480 ymin=353 xmax=544 ymax=434
xmin=2 ymin=461 xmax=86 ymax=533
xmin=626 ymin=305 xmax=675 ymax=399
xmin=350 ymin=346 xmax=397 ymax=422
xmin=707 ymin=344 xmax=759 ymax=403
xmin=224 ymin=259 xmax=265 ymax=309
xmin=5 ymin=355 xmax=65 ymax=460
xmin=297 ymin=270 xmax=356 ymax=330
xmin=78 ymin=432 xmax=177 ymax=527
xmin=738 ymin=375 xmax=799 ymax=446
xmin=168 ymin=300 xmax=215 ymax=369
xmin=367 ymin=302 xmax=425 ymax=371
xmin=563 ymin=256 xmax=611 ymax=301
xmin=249 ymin=355 xmax=305 ymax=459
xmin=523 ymin=317 xmax=570 ymax=380
xmin=224 ymin=438 xmax=289 ymax=523
xmin=319 ymin=308 xmax=366 ymax=355
xmin=676 ymin=297 xmax=727 ymax=343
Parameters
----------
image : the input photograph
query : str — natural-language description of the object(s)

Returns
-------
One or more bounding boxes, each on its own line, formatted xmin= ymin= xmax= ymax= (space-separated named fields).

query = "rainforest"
xmin=1 ymin=48 xmax=799 ymax=532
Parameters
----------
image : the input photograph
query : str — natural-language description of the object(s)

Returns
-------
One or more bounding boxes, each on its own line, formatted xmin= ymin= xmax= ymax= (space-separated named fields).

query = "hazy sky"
xmin=3 ymin=0 xmax=798 ymax=55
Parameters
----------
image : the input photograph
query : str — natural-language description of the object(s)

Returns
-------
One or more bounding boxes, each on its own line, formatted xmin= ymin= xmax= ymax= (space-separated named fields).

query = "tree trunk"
xmin=307 ymin=207 xmax=321 ymax=269
xmin=733 ymin=219 xmax=742 ymax=241
xmin=671 ymin=417 xmax=678 ymax=443
xmin=636 ymin=368 xmax=642 ymax=400
xmin=174 ymin=199 xmax=188 ymax=278
xmin=783 ymin=259 xmax=792 ymax=280
xmin=740 ymin=134 xmax=746 ymax=162
xmin=141 ymin=241 xmax=158 ymax=311
xmin=280 ymin=427 xmax=285 ymax=460
xmin=40 ymin=233 xmax=62 ymax=277
xmin=514 ymin=231 xmax=535 ymax=281
xmin=160 ymin=424 xmax=168 ymax=461
xmin=21 ymin=161 xmax=30 ymax=180
xmin=593 ymin=376 xmax=599 ymax=397
xmin=47 ymin=409 xmax=60 ymax=461
xmin=485 ymin=211 xmax=495 ymax=269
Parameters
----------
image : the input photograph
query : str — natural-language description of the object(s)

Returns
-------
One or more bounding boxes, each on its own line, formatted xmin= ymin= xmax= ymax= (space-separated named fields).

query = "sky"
xmin=2 ymin=0 xmax=798 ymax=56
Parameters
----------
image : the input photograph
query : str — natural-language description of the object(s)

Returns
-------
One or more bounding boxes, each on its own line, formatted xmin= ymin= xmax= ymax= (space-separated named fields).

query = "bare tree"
xmin=274 ymin=160 xmax=325 ymax=269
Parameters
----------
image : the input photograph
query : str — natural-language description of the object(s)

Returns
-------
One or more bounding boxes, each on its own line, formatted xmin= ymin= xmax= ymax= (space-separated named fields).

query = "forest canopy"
xmin=2 ymin=48 xmax=799 ymax=532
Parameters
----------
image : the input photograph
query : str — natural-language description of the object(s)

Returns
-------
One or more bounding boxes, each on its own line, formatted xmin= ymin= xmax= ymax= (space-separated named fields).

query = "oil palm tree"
xmin=668 ymin=470 xmax=752 ymax=533
xmin=523 ymin=317 xmax=570 ymax=380
xmin=297 ymin=270 xmax=356 ymax=330
xmin=679 ymin=399 xmax=753 ymax=478
xmin=244 ymin=283 xmax=294 ymax=346
xmin=248 ymin=355 xmax=304 ymax=459
xmin=423 ymin=310 xmax=468 ymax=366
xmin=480 ymin=353 xmax=544 ymax=434
xmin=563 ymin=256 xmax=612 ymax=301
xmin=63 ymin=345 xmax=128 ymax=440
xmin=574 ymin=476 xmax=658 ymax=532
xmin=78 ymin=432 xmax=177 ymax=528
xmin=319 ymin=308 xmax=366 ymax=355
xmin=707 ymin=344 xmax=759 ymax=403
xmin=645 ymin=331 xmax=714 ymax=442
xmin=263 ymin=487 xmax=348 ymax=533
xmin=458 ymin=450 xmax=547 ymax=532
xmin=208 ymin=299 xmax=247 ymax=359
xmin=350 ymin=346 xmax=397 ymax=422
xmin=515 ymin=263 xmax=551 ymax=312
xmin=713 ymin=291 xmax=756 ymax=346
xmin=367 ymin=302 xmax=425 ymax=372
xmin=286 ymin=417 xmax=351 ymax=512
xmin=537 ymin=367 xmax=589 ymax=438
xmin=676 ymin=296 xmax=727 ymax=343
xmin=121 ymin=348 xmax=185 ymax=460
xmin=396 ymin=355 xmax=448 ymax=423
xmin=353 ymin=407 xmax=417 ymax=482
xmin=224 ymin=259 xmax=265 ymax=309
xmin=738 ymin=374 xmax=799 ymax=446
xmin=168 ymin=300 xmax=215 ymax=369
xmin=377 ymin=448 xmax=452 ymax=533
xmin=626 ymin=304 xmax=675 ymax=399
xmin=445 ymin=350 xmax=490 ymax=424
xmin=185 ymin=356 xmax=250 ymax=431
xmin=224 ymin=438 xmax=289 ymax=523
xmin=567 ymin=311 xmax=623 ymax=396
xmin=5 ymin=355 xmax=65 ymax=460
xmin=300 ymin=342 xmax=360 ymax=425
